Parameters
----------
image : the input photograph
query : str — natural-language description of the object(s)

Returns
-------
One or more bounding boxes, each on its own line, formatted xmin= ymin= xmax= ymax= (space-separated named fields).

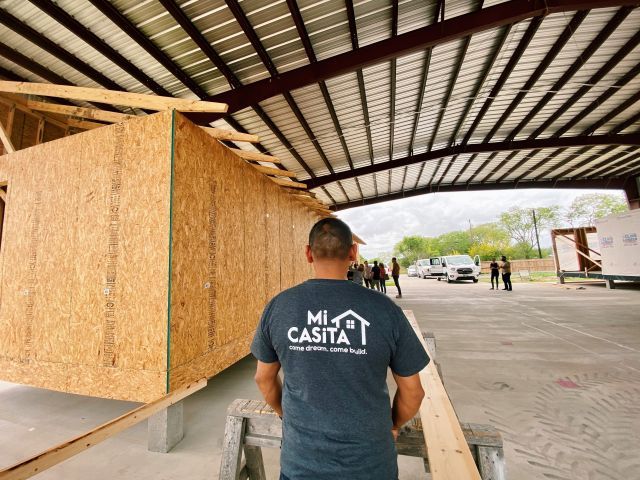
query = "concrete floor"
xmin=1 ymin=277 xmax=639 ymax=479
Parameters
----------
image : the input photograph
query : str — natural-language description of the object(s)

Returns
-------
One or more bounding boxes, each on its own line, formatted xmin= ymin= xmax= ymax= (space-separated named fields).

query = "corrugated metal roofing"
xmin=0 ymin=0 xmax=638 ymax=209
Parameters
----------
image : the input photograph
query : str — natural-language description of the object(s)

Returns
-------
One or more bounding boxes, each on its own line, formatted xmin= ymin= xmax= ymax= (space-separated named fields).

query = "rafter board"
xmin=251 ymin=164 xmax=296 ymax=178
xmin=67 ymin=118 xmax=106 ymax=130
xmin=270 ymin=177 xmax=307 ymax=189
xmin=27 ymin=100 xmax=133 ymax=123
xmin=200 ymin=127 xmax=259 ymax=143
xmin=0 ymin=95 xmax=68 ymax=130
xmin=229 ymin=148 xmax=279 ymax=163
xmin=403 ymin=310 xmax=481 ymax=480
xmin=0 ymin=81 xmax=227 ymax=113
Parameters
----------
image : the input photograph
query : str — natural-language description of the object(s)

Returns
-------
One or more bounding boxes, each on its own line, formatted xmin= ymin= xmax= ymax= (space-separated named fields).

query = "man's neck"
xmin=313 ymin=261 xmax=349 ymax=280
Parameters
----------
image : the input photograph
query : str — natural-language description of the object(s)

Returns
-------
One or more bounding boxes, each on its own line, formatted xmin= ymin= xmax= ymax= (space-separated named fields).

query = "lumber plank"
xmin=0 ymin=120 xmax=15 ymax=154
xmin=0 ymin=95 xmax=67 ymax=130
xmin=0 ymin=378 xmax=207 ymax=480
xmin=252 ymin=164 xmax=296 ymax=178
xmin=67 ymin=118 xmax=105 ymax=130
xmin=403 ymin=310 xmax=481 ymax=480
xmin=0 ymin=189 xmax=6 ymax=202
xmin=228 ymin=148 xmax=280 ymax=164
xmin=27 ymin=100 xmax=133 ymax=123
xmin=201 ymin=127 xmax=259 ymax=143
xmin=270 ymin=177 xmax=307 ymax=189
xmin=0 ymin=81 xmax=227 ymax=113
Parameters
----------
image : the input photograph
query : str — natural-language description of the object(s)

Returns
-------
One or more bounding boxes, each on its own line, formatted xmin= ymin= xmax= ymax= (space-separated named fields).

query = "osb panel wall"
xmin=167 ymin=113 xmax=319 ymax=391
xmin=0 ymin=112 xmax=172 ymax=401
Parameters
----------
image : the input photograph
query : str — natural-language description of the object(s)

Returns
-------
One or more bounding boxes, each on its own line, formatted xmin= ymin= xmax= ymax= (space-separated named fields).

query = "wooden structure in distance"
xmin=404 ymin=310 xmax=482 ymax=480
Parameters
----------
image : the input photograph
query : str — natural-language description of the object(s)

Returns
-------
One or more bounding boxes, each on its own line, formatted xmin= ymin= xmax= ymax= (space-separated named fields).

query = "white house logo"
xmin=288 ymin=310 xmax=370 ymax=355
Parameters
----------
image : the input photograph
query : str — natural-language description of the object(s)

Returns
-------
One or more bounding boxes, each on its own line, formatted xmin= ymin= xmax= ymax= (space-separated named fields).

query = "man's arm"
xmin=391 ymin=372 xmax=425 ymax=439
xmin=254 ymin=360 xmax=283 ymax=417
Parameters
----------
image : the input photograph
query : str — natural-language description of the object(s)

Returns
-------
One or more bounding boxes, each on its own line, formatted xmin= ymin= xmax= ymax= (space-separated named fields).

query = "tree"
xmin=499 ymin=206 xmax=559 ymax=259
xmin=393 ymin=236 xmax=436 ymax=267
xmin=468 ymin=222 xmax=511 ymax=260
xmin=565 ymin=193 xmax=628 ymax=227
xmin=437 ymin=230 xmax=471 ymax=255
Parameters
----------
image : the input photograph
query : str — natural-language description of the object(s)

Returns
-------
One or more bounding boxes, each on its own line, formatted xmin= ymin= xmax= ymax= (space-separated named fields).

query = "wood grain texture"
xmin=403 ymin=310 xmax=482 ymax=480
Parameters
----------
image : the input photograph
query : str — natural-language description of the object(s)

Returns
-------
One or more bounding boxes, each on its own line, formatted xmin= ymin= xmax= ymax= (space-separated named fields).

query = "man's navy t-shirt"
xmin=251 ymin=279 xmax=429 ymax=480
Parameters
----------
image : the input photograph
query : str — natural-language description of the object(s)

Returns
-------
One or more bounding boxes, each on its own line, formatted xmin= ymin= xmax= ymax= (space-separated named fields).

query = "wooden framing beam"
xmin=27 ymin=100 xmax=133 ymax=123
xmin=200 ymin=127 xmax=259 ymax=143
xmin=269 ymin=177 xmax=307 ymax=189
xmin=404 ymin=310 xmax=481 ymax=480
xmin=251 ymin=164 xmax=296 ymax=178
xmin=67 ymin=118 xmax=106 ymax=130
xmin=0 ymin=81 xmax=227 ymax=113
xmin=0 ymin=379 xmax=207 ymax=480
xmin=229 ymin=148 xmax=280 ymax=164
xmin=0 ymin=120 xmax=15 ymax=154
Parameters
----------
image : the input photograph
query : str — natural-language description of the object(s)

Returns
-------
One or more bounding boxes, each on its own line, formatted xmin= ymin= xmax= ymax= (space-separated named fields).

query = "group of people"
xmin=346 ymin=258 xmax=402 ymax=298
xmin=489 ymin=255 xmax=512 ymax=291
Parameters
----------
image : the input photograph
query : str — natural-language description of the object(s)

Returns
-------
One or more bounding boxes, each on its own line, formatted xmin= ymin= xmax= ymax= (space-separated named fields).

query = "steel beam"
xmin=87 ymin=0 xmax=206 ymax=97
xmin=505 ymin=6 xmax=632 ymax=142
xmin=305 ymin=133 xmax=640 ymax=189
xmin=28 ymin=0 xmax=171 ymax=97
xmin=329 ymin=177 xmax=628 ymax=211
xmin=190 ymin=0 xmax=638 ymax=124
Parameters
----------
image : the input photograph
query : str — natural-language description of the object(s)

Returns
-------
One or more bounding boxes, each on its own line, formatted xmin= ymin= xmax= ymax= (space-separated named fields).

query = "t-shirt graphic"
xmin=251 ymin=279 xmax=429 ymax=480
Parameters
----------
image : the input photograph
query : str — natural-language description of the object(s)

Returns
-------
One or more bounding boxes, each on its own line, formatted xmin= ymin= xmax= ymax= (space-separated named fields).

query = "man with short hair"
xmin=391 ymin=257 xmax=402 ymax=298
xmin=501 ymin=255 xmax=512 ymax=291
xmin=363 ymin=260 xmax=372 ymax=288
xmin=251 ymin=218 xmax=429 ymax=480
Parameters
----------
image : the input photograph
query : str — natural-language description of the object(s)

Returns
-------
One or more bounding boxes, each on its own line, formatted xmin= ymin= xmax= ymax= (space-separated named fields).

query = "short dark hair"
xmin=308 ymin=218 xmax=353 ymax=260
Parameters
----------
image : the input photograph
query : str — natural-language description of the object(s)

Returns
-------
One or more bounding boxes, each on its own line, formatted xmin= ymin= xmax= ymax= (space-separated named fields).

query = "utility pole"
xmin=532 ymin=209 xmax=542 ymax=259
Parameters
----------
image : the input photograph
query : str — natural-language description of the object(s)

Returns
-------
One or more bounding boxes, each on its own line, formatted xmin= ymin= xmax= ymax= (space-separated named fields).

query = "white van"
xmin=433 ymin=254 xmax=481 ymax=283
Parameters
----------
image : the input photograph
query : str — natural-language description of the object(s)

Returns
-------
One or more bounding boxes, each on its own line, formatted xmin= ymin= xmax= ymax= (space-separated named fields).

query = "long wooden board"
xmin=0 ymin=120 xmax=14 ymax=153
xmin=403 ymin=310 xmax=481 ymax=480
xmin=0 ymin=81 xmax=227 ymax=113
xmin=0 ymin=378 xmax=207 ymax=480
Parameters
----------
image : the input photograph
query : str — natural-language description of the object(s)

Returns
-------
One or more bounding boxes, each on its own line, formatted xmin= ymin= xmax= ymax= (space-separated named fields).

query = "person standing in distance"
xmin=489 ymin=258 xmax=500 ymax=290
xmin=501 ymin=255 xmax=512 ymax=291
xmin=251 ymin=218 xmax=429 ymax=480
xmin=391 ymin=257 xmax=402 ymax=298
xmin=371 ymin=260 xmax=381 ymax=291
xmin=363 ymin=260 xmax=372 ymax=289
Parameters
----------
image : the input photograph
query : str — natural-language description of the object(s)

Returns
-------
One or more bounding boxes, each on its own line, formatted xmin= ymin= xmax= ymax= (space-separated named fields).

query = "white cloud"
xmin=338 ymin=188 xmax=627 ymax=258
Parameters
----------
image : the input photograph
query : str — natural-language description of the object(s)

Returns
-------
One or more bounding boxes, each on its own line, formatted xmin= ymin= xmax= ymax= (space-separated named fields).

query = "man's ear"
xmin=305 ymin=245 xmax=314 ymax=264
xmin=348 ymin=242 xmax=358 ymax=262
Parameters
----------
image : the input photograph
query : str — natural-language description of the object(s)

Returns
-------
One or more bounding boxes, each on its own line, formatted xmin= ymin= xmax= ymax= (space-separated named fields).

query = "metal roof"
xmin=0 ymin=0 xmax=639 ymax=209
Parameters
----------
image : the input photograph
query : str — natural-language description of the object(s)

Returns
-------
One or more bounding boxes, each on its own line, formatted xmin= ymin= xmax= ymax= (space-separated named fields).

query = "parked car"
xmin=416 ymin=259 xmax=430 ymax=278
xmin=432 ymin=254 xmax=481 ymax=283
xmin=407 ymin=265 xmax=418 ymax=277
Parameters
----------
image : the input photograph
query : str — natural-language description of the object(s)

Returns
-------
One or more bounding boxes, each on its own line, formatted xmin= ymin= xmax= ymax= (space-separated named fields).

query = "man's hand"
xmin=254 ymin=360 xmax=283 ymax=417
xmin=391 ymin=426 xmax=399 ymax=441
xmin=391 ymin=372 xmax=425 ymax=432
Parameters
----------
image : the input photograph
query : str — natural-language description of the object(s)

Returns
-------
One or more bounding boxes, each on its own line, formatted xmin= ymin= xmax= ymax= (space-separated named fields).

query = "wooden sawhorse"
xmin=219 ymin=398 xmax=506 ymax=480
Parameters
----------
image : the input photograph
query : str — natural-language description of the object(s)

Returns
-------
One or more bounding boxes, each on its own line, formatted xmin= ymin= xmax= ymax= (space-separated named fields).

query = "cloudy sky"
xmin=337 ymin=188 xmax=627 ymax=259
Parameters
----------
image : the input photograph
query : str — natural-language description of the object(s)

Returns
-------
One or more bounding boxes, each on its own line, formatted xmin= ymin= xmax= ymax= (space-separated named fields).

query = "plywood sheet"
xmin=279 ymin=193 xmax=295 ymax=290
xmin=264 ymin=181 xmax=282 ymax=300
xmin=0 ymin=112 xmax=172 ymax=401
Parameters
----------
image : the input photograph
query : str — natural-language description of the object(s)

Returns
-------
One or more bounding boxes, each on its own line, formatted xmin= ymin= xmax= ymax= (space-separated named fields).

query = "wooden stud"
xmin=270 ymin=177 xmax=307 ymax=189
xmin=218 ymin=415 xmax=246 ymax=480
xmin=404 ymin=310 xmax=482 ymax=480
xmin=0 ymin=120 xmax=15 ymax=154
xmin=35 ymin=118 xmax=45 ymax=145
xmin=0 ymin=378 xmax=207 ymax=480
xmin=27 ymin=100 xmax=133 ymax=123
xmin=228 ymin=148 xmax=280 ymax=164
xmin=201 ymin=127 xmax=259 ymax=143
xmin=0 ymin=81 xmax=227 ymax=113
xmin=67 ymin=118 xmax=106 ymax=130
xmin=251 ymin=164 xmax=296 ymax=178
xmin=5 ymin=104 xmax=15 ymax=138
xmin=0 ymin=189 xmax=6 ymax=202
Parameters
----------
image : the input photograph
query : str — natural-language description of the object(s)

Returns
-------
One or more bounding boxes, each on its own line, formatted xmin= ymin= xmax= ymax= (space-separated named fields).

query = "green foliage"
xmin=565 ymin=193 xmax=628 ymax=227
xmin=392 ymin=236 xmax=439 ymax=267
xmin=499 ymin=206 xmax=559 ymax=258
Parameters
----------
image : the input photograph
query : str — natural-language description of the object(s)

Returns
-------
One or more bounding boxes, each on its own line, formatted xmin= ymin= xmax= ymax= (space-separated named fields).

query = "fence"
xmin=480 ymin=258 xmax=555 ymax=274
